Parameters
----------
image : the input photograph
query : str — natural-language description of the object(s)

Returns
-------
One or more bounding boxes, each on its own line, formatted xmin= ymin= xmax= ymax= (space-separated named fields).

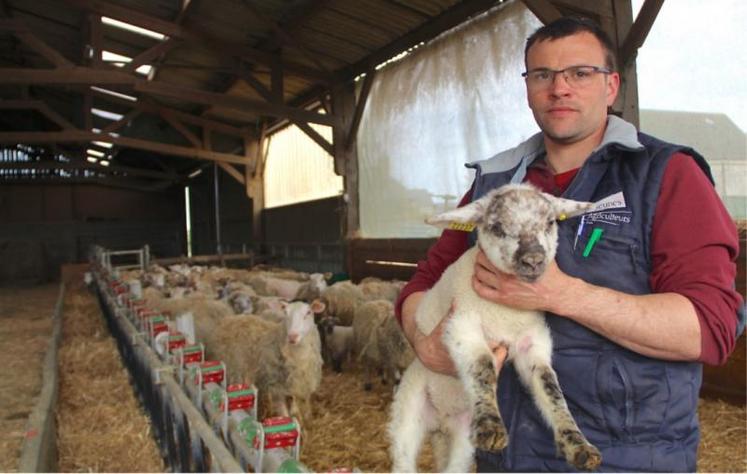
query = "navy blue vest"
xmin=468 ymin=123 xmax=712 ymax=472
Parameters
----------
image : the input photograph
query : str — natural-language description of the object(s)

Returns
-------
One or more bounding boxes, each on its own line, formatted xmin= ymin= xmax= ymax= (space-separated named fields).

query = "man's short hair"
xmin=525 ymin=16 xmax=618 ymax=71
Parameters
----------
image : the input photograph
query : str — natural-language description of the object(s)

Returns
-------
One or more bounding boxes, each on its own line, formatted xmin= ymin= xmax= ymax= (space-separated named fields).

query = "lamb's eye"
xmin=546 ymin=219 xmax=555 ymax=231
xmin=489 ymin=221 xmax=505 ymax=236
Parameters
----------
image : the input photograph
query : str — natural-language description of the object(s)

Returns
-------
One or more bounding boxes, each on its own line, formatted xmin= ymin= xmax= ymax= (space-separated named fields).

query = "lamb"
xmin=313 ymin=281 xmax=366 ymax=326
xmin=318 ymin=315 xmax=354 ymax=372
xmin=248 ymin=273 xmax=327 ymax=301
xmin=388 ymin=183 xmax=600 ymax=472
xmin=206 ymin=300 xmax=326 ymax=423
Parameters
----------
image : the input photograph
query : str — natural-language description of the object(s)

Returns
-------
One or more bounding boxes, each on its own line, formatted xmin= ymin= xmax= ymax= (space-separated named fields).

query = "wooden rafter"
xmin=61 ymin=0 xmax=332 ymax=82
xmin=159 ymin=110 xmax=202 ymax=149
xmin=123 ymin=38 xmax=181 ymax=73
xmin=0 ymin=66 xmax=335 ymax=126
xmin=345 ymin=69 xmax=375 ymax=150
xmin=521 ymin=0 xmax=563 ymax=25
xmin=619 ymin=0 xmax=665 ymax=67
xmin=217 ymin=162 xmax=245 ymax=185
xmin=0 ymin=131 xmax=249 ymax=165
xmin=0 ymin=99 xmax=76 ymax=130
xmin=100 ymin=107 xmax=141 ymax=134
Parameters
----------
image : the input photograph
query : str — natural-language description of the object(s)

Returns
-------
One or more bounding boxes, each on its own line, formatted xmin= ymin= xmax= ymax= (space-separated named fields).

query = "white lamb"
xmin=388 ymin=183 xmax=601 ymax=472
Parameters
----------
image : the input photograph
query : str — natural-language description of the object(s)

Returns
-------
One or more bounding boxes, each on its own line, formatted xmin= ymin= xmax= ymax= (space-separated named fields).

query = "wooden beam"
xmin=240 ymin=0 xmax=330 ymax=76
xmin=619 ymin=0 xmax=665 ymax=67
xmin=0 ymin=131 xmax=250 ymax=165
xmin=0 ymin=67 xmax=136 ymax=85
xmin=0 ymin=100 xmax=75 ymax=130
xmin=134 ymin=80 xmax=336 ymax=127
xmin=101 ymin=107 xmax=142 ymax=134
xmin=345 ymin=70 xmax=375 ymax=150
xmin=217 ymin=162 xmax=245 ymax=185
xmin=90 ymin=90 xmax=248 ymax=138
xmin=88 ymin=13 xmax=103 ymax=67
xmin=15 ymin=30 xmax=75 ymax=68
xmin=521 ymin=0 xmax=563 ymax=25
xmin=61 ymin=0 xmax=332 ymax=82
xmin=159 ymin=110 xmax=202 ymax=149
xmin=124 ymin=38 xmax=181 ymax=73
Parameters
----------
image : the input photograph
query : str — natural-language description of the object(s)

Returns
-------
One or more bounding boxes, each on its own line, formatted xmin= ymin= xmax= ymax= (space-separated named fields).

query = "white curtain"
xmin=357 ymin=0 xmax=541 ymax=238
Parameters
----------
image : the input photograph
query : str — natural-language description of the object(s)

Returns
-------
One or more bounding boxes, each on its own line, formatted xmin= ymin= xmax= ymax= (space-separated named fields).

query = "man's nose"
xmin=548 ymin=71 xmax=572 ymax=94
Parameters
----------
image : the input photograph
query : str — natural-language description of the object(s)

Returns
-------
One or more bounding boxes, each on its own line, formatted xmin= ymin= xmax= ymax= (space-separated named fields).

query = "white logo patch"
xmin=586 ymin=191 xmax=631 ymax=226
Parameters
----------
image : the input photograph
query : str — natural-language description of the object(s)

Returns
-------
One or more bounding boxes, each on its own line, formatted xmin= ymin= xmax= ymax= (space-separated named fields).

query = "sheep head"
xmin=427 ymin=183 xmax=592 ymax=282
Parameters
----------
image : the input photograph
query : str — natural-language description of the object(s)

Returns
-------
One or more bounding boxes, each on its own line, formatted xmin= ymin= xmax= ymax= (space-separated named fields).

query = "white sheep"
xmin=206 ymin=300 xmax=326 ymax=423
xmin=388 ymin=183 xmax=600 ymax=472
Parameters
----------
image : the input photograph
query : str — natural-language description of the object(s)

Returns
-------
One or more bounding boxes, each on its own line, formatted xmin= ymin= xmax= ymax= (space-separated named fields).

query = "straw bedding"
xmin=56 ymin=281 xmax=164 ymax=472
xmin=1 ymin=280 xmax=745 ymax=472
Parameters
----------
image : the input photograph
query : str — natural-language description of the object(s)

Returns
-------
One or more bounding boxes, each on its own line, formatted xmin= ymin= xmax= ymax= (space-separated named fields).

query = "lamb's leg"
xmin=512 ymin=336 xmax=601 ymax=470
xmin=443 ymin=315 xmax=507 ymax=452
xmin=389 ymin=361 xmax=431 ymax=472
xmin=443 ymin=409 xmax=475 ymax=472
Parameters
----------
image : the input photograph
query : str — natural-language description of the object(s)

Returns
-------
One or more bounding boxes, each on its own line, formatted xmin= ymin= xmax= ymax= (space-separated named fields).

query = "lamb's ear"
xmin=545 ymin=195 xmax=594 ymax=220
xmin=425 ymin=195 xmax=489 ymax=229
xmin=310 ymin=298 xmax=326 ymax=314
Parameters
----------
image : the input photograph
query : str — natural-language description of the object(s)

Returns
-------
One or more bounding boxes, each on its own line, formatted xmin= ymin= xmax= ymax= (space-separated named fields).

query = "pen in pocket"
xmin=582 ymin=227 xmax=604 ymax=258
xmin=573 ymin=215 xmax=586 ymax=250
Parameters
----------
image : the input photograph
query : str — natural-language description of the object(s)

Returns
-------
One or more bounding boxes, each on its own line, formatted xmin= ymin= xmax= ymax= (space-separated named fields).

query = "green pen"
xmin=582 ymin=228 xmax=604 ymax=258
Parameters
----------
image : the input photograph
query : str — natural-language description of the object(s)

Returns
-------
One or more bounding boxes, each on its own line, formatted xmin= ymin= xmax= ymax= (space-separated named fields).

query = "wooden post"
xmin=608 ymin=0 xmax=639 ymax=127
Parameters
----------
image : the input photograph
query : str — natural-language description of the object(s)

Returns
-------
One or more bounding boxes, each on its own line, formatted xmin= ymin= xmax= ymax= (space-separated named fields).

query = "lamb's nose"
xmin=520 ymin=252 xmax=544 ymax=270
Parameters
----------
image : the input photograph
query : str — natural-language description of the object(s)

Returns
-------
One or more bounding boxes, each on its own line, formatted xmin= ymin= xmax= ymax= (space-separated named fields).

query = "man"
xmin=395 ymin=16 xmax=743 ymax=472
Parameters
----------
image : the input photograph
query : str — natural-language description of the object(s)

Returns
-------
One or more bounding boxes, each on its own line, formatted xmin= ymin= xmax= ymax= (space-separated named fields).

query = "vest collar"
xmin=468 ymin=115 xmax=645 ymax=175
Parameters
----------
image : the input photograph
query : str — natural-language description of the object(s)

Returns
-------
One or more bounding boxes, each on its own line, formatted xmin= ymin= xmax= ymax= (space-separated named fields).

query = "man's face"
xmin=525 ymin=32 xmax=620 ymax=146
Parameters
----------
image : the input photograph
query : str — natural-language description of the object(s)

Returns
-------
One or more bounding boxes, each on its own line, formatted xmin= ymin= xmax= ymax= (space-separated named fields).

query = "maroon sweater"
xmin=395 ymin=152 xmax=743 ymax=365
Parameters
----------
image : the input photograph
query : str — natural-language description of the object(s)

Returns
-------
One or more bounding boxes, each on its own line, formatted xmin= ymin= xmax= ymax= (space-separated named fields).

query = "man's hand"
xmin=402 ymin=292 xmax=510 ymax=377
xmin=472 ymin=248 xmax=570 ymax=313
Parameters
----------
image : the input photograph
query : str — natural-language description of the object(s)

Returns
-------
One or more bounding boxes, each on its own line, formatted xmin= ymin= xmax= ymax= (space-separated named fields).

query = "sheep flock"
xmin=117 ymin=263 xmax=413 ymax=430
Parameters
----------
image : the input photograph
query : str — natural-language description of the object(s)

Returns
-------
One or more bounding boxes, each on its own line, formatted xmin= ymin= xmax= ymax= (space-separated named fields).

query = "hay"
xmin=697 ymin=398 xmax=747 ymax=472
xmin=0 ymin=284 xmax=57 ymax=472
xmin=300 ymin=362 xmax=434 ymax=472
xmin=56 ymin=284 xmax=164 ymax=473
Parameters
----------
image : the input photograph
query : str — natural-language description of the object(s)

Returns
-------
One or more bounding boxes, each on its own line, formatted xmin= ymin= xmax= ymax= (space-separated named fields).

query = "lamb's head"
xmin=308 ymin=273 xmax=328 ymax=295
xmin=427 ymin=183 xmax=592 ymax=282
xmin=282 ymin=300 xmax=326 ymax=345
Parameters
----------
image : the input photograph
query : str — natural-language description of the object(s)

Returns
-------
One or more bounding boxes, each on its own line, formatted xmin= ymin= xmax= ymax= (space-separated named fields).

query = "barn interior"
xmin=0 ymin=0 xmax=745 ymax=472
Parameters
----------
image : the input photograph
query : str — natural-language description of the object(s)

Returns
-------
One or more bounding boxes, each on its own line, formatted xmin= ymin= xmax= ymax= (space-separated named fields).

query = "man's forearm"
xmin=551 ymin=275 xmax=702 ymax=361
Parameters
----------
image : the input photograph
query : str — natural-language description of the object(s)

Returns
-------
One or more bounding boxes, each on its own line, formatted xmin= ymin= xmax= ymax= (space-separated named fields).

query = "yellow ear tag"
xmin=558 ymin=213 xmax=567 ymax=221
xmin=447 ymin=221 xmax=476 ymax=232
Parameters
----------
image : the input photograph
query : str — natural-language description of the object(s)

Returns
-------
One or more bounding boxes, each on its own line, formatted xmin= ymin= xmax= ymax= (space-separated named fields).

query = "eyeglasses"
xmin=521 ymin=65 xmax=612 ymax=90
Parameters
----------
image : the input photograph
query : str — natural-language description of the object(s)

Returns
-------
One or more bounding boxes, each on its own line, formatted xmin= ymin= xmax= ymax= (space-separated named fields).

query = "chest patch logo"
xmin=586 ymin=191 xmax=631 ymax=225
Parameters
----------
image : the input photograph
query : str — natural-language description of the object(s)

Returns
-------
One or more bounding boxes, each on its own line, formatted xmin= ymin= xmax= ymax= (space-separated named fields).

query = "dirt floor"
xmin=1 ymin=281 xmax=746 ymax=472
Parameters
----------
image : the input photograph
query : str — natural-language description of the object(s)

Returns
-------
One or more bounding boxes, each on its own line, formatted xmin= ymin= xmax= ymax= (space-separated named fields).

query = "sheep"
xmin=376 ymin=309 xmax=415 ymax=387
xmin=388 ymin=183 xmax=600 ymax=472
xmin=313 ymin=280 xmax=367 ymax=326
xmin=206 ymin=300 xmax=326 ymax=423
xmin=247 ymin=272 xmax=327 ymax=301
xmin=358 ymin=279 xmax=406 ymax=303
xmin=353 ymin=300 xmax=391 ymax=390
xmin=318 ymin=315 xmax=355 ymax=372
xmin=143 ymin=292 xmax=234 ymax=342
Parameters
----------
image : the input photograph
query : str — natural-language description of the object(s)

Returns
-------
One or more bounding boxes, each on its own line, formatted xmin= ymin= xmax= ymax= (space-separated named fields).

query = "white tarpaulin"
xmin=357 ymin=1 xmax=542 ymax=238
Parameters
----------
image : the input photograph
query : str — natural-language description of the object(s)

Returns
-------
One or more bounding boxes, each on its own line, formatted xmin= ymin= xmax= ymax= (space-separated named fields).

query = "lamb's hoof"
xmin=570 ymin=444 xmax=601 ymax=471
xmin=471 ymin=413 xmax=508 ymax=452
